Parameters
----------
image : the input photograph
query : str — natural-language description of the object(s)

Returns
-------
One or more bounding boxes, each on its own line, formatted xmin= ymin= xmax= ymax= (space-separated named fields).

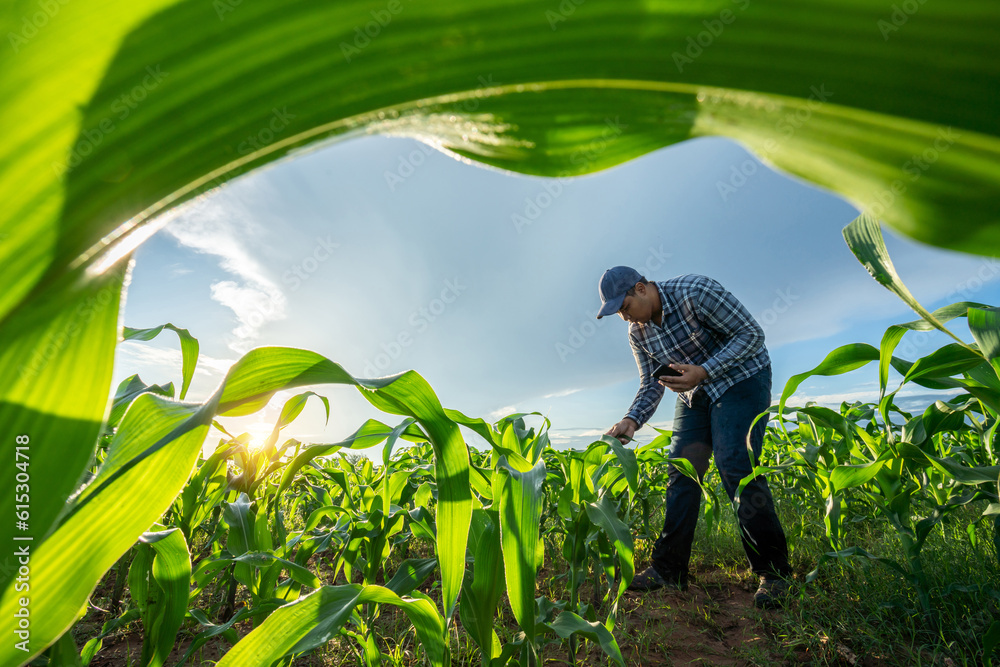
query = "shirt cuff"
xmin=700 ymin=357 xmax=723 ymax=381
xmin=624 ymin=412 xmax=644 ymax=429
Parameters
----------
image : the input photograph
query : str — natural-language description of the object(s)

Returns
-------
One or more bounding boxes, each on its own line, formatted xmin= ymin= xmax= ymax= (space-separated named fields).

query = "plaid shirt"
xmin=624 ymin=274 xmax=770 ymax=428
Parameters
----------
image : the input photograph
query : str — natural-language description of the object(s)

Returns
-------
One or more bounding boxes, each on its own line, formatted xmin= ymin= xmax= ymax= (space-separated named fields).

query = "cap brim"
xmin=596 ymin=294 xmax=625 ymax=319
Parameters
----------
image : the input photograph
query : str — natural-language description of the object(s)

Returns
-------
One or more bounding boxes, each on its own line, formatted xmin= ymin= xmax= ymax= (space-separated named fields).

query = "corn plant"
xmin=746 ymin=214 xmax=1000 ymax=624
xmin=4 ymin=2 xmax=1000 ymax=664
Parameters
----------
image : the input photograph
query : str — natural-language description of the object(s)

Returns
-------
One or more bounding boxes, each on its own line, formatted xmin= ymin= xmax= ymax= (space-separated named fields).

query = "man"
xmin=597 ymin=265 xmax=792 ymax=609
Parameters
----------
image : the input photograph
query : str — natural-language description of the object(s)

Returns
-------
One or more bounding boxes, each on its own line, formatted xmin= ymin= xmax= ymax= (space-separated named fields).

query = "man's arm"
xmin=622 ymin=330 xmax=666 ymax=429
xmin=690 ymin=275 xmax=765 ymax=380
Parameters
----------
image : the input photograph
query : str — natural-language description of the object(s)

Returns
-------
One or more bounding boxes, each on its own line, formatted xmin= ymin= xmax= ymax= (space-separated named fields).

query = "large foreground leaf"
xmin=131 ymin=527 xmax=191 ymax=667
xmin=2 ymin=3 xmax=1000 ymax=662
xmin=0 ymin=348 xmax=470 ymax=665
xmin=494 ymin=457 xmax=547 ymax=649
xmin=214 ymin=584 xmax=447 ymax=667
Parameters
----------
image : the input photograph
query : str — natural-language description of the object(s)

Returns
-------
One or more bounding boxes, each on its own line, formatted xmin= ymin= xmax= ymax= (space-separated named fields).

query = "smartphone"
xmin=652 ymin=361 xmax=682 ymax=378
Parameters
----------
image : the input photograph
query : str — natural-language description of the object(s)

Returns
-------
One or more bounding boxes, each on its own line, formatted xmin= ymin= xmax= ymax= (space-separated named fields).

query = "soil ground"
xmin=75 ymin=566 xmax=832 ymax=667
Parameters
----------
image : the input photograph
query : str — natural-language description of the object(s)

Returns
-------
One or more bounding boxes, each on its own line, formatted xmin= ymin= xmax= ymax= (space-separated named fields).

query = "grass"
xmin=671 ymin=473 xmax=1000 ymax=666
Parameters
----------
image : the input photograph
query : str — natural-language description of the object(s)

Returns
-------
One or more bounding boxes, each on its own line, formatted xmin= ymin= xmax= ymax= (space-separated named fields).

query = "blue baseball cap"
xmin=596 ymin=266 xmax=645 ymax=319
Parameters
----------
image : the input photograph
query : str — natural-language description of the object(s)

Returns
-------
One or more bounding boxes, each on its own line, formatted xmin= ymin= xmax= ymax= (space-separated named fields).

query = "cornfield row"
xmin=14 ymin=215 xmax=1000 ymax=666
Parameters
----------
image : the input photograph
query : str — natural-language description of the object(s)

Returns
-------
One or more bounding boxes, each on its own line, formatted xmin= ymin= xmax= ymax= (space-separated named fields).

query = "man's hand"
xmin=605 ymin=417 xmax=638 ymax=445
xmin=658 ymin=364 xmax=708 ymax=392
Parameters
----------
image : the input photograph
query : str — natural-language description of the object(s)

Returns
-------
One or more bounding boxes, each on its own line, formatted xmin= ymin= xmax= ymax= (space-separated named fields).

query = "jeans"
xmin=650 ymin=366 xmax=791 ymax=579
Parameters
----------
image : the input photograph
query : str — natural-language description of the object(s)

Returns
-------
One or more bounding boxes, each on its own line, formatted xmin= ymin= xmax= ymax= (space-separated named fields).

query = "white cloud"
xmin=787 ymin=386 xmax=960 ymax=408
xmin=114 ymin=340 xmax=237 ymax=400
xmin=486 ymin=404 xmax=518 ymax=421
xmin=210 ymin=280 xmax=287 ymax=353
xmin=161 ymin=188 xmax=287 ymax=354
xmin=542 ymin=387 xmax=583 ymax=399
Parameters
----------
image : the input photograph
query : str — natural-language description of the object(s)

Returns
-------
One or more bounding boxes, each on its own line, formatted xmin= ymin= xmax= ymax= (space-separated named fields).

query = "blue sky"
xmin=114 ymin=134 xmax=1000 ymax=453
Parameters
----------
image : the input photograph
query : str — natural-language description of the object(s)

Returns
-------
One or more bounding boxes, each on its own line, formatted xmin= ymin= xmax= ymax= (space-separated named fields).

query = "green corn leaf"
xmin=637 ymin=428 xmax=673 ymax=455
xmin=215 ymin=584 xmax=447 ymax=667
xmin=47 ymin=630 xmax=82 ymax=667
xmin=258 ymin=391 xmax=330 ymax=460
xmin=127 ymin=545 xmax=154 ymax=621
xmin=2 ymin=0 xmax=999 ymax=326
xmin=603 ymin=436 xmax=640 ymax=501
xmin=902 ymin=401 xmax=968 ymax=445
xmin=0 ymin=348 xmax=473 ymax=664
xmin=179 ymin=440 xmax=240 ymax=539
xmin=223 ymin=493 xmax=257 ymax=589
xmin=984 ymin=620 xmax=1000 ymax=667
xmin=230 ymin=552 xmax=321 ymax=590
xmin=830 ymin=454 xmax=891 ymax=492
xmin=107 ymin=375 xmax=176 ymax=430
xmin=886 ymin=361 xmax=1000 ymax=413
xmin=779 ymin=344 xmax=881 ymax=415
xmin=969 ymin=307 xmax=1000 ymax=380
xmin=80 ymin=609 xmax=141 ymax=666
xmin=223 ymin=493 xmax=255 ymax=556
xmin=494 ymin=456 xmax=547 ymax=646
xmin=215 ymin=349 xmax=472 ymax=620
xmin=5 ymin=1 xmax=1000 ymax=615
xmin=0 ymin=391 xmax=211 ymax=667
xmin=897 ymin=443 xmax=1000 ymax=484
xmin=122 ymin=324 xmax=200 ymax=400
xmin=843 ymin=214 xmax=971 ymax=347
xmin=301 ymin=505 xmax=351 ymax=533
xmin=797 ymin=406 xmax=863 ymax=447
xmin=275 ymin=419 xmax=405 ymax=498
xmin=460 ymin=509 xmax=506 ymax=665
xmin=584 ymin=495 xmax=635 ymax=608
xmin=666 ymin=456 xmax=702 ymax=483
xmin=385 ymin=558 xmax=438 ymax=597
xmin=0 ymin=263 xmax=127 ymax=595
xmin=381 ymin=419 xmax=419 ymax=513
xmin=443 ymin=408 xmax=501 ymax=449
xmin=407 ymin=506 xmax=437 ymax=542
xmin=3 ymin=3 xmax=1000 ymax=662
xmin=968 ymin=362 xmax=1000 ymax=393
xmin=174 ymin=605 xmax=274 ymax=667
xmin=877 ymin=302 xmax=990 ymax=399
xmin=135 ymin=527 xmax=191 ymax=667
xmin=903 ymin=344 xmax=987 ymax=384
xmin=543 ymin=611 xmax=625 ymax=667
